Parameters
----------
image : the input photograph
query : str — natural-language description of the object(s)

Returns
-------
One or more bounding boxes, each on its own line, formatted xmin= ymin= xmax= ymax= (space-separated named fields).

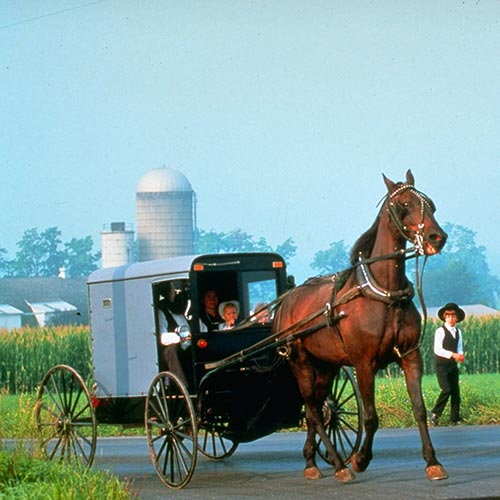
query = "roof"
xmin=136 ymin=167 xmax=192 ymax=193
xmin=27 ymin=301 xmax=77 ymax=313
xmin=0 ymin=304 xmax=23 ymax=315
xmin=426 ymin=304 xmax=500 ymax=319
xmin=87 ymin=254 xmax=199 ymax=284
xmin=0 ymin=277 xmax=88 ymax=322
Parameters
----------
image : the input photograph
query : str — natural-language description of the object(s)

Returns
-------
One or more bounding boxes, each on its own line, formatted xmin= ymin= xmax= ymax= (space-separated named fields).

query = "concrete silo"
xmin=101 ymin=222 xmax=135 ymax=268
xmin=136 ymin=167 xmax=195 ymax=261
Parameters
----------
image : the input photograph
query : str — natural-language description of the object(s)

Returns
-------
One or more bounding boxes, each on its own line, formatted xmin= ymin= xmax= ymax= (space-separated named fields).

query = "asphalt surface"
xmin=94 ymin=425 xmax=500 ymax=499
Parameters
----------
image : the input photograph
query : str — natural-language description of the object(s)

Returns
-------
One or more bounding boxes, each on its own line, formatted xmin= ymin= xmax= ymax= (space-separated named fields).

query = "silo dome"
xmin=136 ymin=167 xmax=192 ymax=193
xmin=136 ymin=167 xmax=195 ymax=262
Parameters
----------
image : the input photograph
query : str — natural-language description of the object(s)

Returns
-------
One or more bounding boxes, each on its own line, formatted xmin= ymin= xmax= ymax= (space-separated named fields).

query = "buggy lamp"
xmin=197 ymin=338 xmax=208 ymax=349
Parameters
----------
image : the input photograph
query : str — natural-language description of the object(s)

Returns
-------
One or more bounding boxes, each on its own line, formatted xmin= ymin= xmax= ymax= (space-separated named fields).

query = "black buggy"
xmin=34 ymin=252 xmax=362 ymax=489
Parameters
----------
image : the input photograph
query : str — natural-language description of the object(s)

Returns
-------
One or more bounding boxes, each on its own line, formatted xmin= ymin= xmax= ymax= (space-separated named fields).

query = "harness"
xmin=208 ymin=182 xmax=437 ymax=371
xmin=283 ymin=182 xmax=434 ymax=359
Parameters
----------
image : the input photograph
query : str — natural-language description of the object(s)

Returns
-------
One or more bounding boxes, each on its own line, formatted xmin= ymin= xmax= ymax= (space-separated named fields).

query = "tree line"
xmin=0 ymin=223 xmax=498 ymax=308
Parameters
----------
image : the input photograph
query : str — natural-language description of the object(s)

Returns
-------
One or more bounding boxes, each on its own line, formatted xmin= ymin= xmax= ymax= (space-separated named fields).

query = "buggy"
xmin=34 ymin=252 xmax=362 ymax=488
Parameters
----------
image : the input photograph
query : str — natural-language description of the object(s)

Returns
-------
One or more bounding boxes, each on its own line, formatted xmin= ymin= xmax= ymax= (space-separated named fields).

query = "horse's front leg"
xmin=351 ymin=365 xmax=378 ymax=473
xmin=400 ymin=351 xmax=448 ymax=480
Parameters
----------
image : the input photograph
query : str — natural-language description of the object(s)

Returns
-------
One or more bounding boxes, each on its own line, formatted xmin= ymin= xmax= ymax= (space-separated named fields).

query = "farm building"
xmin=0 ymin=277 xmax=88 ymax=330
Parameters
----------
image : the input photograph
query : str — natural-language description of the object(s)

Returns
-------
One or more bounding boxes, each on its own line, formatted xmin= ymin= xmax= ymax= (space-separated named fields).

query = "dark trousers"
xmin=160 ymin=344 xmax=192 ymax=390
xmin=432 ymin=360 xmax=461 ymax=422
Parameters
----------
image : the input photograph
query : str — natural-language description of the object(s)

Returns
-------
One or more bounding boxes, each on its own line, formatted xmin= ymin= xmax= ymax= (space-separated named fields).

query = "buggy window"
xmin=241 ymin=271 xmax=278 ymax=319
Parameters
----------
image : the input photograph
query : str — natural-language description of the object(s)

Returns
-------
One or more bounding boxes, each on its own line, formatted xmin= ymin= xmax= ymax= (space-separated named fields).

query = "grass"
xmin=375 ymin=372 xmax=500 ymax=427
xmin=1 ymin=373 xmax=498 ymax=440
xmin=0 ymin=446 xmax=134 ymax=499
xmin=0 ymin=373 xmax=497 ymax=498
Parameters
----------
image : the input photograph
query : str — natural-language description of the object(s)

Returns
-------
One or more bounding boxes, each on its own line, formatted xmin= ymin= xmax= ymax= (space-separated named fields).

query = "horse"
xmin=273 ymin=170 xmax=448 ymax=482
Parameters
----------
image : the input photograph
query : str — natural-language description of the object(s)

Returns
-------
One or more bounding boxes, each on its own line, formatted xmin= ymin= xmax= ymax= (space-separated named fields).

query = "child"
xmin=218 ymin=301 xmax=240 ymax=330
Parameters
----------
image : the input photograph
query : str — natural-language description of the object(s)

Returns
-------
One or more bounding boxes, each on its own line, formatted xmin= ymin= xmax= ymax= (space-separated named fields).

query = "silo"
xmin=101 ymin=222 xmax=135 ymax=268
xmin=136 ymin=167 xmax=195 ymax=261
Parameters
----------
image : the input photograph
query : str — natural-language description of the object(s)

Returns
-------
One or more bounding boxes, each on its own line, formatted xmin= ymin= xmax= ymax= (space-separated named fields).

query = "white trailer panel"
xmin=87 ymin=256 xmax=197 ymax=397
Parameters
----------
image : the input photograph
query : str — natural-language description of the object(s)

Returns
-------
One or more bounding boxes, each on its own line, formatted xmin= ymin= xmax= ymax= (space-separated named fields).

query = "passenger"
xmin=158 ymin=282 xmax=192 ymax=389
xmin=253 ymin=302 xmax=271 ymax=324
xmin=218 ymin=301 xmax=240 ymax=330
xmin=199 ymin=289 xmax=223 ymax=332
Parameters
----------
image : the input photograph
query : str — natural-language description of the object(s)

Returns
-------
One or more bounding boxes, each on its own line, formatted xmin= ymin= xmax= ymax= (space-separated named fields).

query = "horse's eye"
xmin=402 ymin=202 xmax=411 ymax=210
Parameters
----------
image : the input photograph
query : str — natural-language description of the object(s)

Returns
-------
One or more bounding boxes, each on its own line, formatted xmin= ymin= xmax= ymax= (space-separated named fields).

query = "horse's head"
xmin=383 ymin=170 xmax=447 ymax=255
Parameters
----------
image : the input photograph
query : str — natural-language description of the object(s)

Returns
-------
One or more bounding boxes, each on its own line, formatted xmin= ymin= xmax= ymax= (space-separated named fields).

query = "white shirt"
xmin=433 ymin=325 xmax=463 ymax=359
xmin=158 ymin=309 xmax=190 ymax=346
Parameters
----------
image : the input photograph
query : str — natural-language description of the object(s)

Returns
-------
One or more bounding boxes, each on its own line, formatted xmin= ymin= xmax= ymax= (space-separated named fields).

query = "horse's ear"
xmin=382 ymin=173 xmax=397 ymax=193
xmin=406 ymin=169 xmax=415 ymax=186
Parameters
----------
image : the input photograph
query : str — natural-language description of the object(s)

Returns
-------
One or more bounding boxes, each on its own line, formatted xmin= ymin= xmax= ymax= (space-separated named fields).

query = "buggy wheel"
xmin=34 ymin=364 xmax=97 ymax=470
xmin=317 ymin=366 xmax=363 ymax=465
xmin=145 ymin=371 xmax=197 ymax=489
xmin=198 ymin=419 xmax=238 ymax=460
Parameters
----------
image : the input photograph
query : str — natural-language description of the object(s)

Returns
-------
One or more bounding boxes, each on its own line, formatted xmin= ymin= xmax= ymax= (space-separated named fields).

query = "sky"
xmin=1 ymin=0 xmax=499 ymax=283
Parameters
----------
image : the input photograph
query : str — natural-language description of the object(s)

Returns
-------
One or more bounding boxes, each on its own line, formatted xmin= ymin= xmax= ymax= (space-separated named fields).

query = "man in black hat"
xmin=429 ymin=302 xmax=466 ymax=426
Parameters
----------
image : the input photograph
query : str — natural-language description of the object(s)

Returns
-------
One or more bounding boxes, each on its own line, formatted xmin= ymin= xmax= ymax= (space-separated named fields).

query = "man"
xmin=429 ymin=302 xmax=465 ymax=426
xmin=158 ymin=282 xmax=192 ymax=389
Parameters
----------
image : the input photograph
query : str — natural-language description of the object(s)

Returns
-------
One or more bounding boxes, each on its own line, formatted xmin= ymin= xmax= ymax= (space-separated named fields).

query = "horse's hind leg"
xmin=295 ymin=358 xmax=354 ymax=482
xmin=351 ymin=366 xmax=378 ymax=473
xmin=400 ymin=351 xmax=448 ymax=480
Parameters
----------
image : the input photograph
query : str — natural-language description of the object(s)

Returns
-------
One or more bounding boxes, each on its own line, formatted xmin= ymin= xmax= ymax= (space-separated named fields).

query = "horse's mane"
xmin=349 ymin=207 xmax=383 ymax=265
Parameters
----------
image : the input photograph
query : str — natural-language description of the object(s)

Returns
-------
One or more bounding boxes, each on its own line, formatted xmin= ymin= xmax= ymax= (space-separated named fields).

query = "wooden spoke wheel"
xmin=34 ymin=364 xmax=97 ymax=470
xmin=317 ymin=366 xmax=363 ymax=465
xmin=145 ymin=371 xmax=197 ymax=489
xmin=198 ymin=417 xmax=238 ymax=460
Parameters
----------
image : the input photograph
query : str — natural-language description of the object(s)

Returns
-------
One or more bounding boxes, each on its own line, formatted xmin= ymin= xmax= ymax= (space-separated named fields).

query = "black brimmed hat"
xmin=437 ymin=302 xmax=465 ymax=322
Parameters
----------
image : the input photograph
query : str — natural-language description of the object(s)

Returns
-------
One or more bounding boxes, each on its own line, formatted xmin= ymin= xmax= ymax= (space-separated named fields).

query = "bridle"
xmin=385 ymin=183 xmax=436 ymax=256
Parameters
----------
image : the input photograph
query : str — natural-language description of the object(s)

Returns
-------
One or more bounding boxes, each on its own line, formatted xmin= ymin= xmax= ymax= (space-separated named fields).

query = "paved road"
xmin=94 ymin=425 xmax=500 ymax=499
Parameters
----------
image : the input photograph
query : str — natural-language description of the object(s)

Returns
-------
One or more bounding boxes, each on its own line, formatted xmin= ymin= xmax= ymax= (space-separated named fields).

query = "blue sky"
xmin=1 ymin=1 xmax=499 ymax=282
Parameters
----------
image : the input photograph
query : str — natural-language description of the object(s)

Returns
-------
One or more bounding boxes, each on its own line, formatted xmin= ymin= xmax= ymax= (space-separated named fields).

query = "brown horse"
xmin=273 ymin=170 xmax=448 ymax=482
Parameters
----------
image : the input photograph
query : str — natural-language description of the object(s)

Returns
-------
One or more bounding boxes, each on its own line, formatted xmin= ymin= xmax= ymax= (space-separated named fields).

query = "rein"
xmin=230 ymin=183 xmax=435 ymax=362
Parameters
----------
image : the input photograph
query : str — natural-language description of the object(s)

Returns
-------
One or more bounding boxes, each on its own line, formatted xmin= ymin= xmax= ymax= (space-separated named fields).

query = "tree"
xmin=311 ymin=240 xmax=351 ymax=275
xmin=422 ymin=223 xmax=500 ymax=307
xmin=195 ymin=229 xmax=297 ymax=261
xmin=0 ymin=246 xmax=8 ymax=276
xmin=3 ymin=227 xmax=101 ymax=278
xmin=309 ymin=223 xmax=500 ymax=308
xmin=13 ymin=227 xmax=66 ymax=277
xmin=64 ymin=236 xmax=100 ymax=278
xmin=275 ymin=237 xmax=297 ymax=262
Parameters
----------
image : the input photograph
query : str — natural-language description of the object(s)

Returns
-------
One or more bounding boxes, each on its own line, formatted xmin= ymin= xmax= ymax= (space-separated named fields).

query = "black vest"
xmin=442 ymin=324 xmax=460 ymax=352
xmin=435 ymin=324 xmax=460 ymax=363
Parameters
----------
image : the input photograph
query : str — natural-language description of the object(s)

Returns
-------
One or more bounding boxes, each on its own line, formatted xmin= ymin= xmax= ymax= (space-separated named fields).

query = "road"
xmin=94 ymin=425 xmax=500 ymax=499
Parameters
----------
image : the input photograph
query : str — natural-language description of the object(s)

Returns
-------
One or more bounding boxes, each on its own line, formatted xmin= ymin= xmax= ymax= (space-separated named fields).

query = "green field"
xmin=1 ymin=373 xmax=498 ymax=440
xmin=0 ymin=373 xmax=497 ymax=499
xmin=0 ymin=324 xmax=498 ymax=497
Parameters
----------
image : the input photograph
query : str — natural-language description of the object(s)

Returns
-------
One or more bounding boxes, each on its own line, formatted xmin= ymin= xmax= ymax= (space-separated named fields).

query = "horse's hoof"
xmin=335 ymin=468 xmax=355 ymax=482
xmin=426 ymin=464 xmax=448 ymax=481
xmin=350 ymin=453 xmax=367 ymax=473
xmin=304 ymin=467 xmax=323 ymax=480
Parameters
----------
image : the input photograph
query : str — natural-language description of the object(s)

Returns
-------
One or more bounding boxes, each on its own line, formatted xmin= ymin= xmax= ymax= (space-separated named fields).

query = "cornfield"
xmin=0 ymin=316 xmax=498 ymax=394
xmin=419 ymin=316 xmax=500 ymax=375
xmin=0 ymin=326 xmax=92 ymax=393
